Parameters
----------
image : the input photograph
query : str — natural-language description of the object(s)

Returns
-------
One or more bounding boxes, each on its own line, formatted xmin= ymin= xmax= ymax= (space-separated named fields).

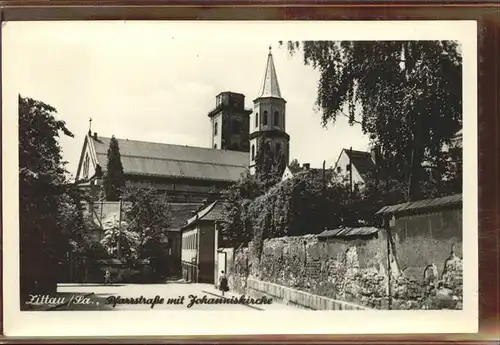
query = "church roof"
xmin=257 ymin=46 xmax=282 ymax=99
xmin=89 ymin=135 xmax=249 ymax=182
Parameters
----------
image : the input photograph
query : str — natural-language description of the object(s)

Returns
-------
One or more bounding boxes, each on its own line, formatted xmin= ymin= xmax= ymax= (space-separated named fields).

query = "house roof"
xmin=257 ymin=47 xmax=282 ymax=99
xmin=376 ymin=194 xmax=462 ymax=216
xmin=317 ymin=226 xmax=380 ymax=239
xmin=183 ymin=200 xmax=226 ymax=229
xmin=344 ymin=149 xmax=376 ymax=180
xmin=89 ymin=135 xmax=249 ymax=183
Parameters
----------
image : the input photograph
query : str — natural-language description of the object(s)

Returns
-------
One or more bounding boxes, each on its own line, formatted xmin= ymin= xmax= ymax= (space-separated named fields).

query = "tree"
xmin=122 ymin=185 xmax=171 ymax=261
xmin=285 ymin=41 xmax=462 ymax=200
xmin=100 ymin=219 xmax=140 ymax=262
xmin=19 ymin=95 xmax=77 ymax=295
xmin=219 ymin=170 xmax=263 ymax=247
xmin=254 ymin=138 xmax=286 ymax=191
xmin=289 ymin=158 xmax=300 ymax=170
xmin=103 ymin=136 xmax=125 ymax=201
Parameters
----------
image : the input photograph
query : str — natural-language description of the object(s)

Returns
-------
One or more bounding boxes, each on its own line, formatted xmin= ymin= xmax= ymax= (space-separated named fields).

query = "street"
xmin=55 ymin=282 xmax=262 ymax=311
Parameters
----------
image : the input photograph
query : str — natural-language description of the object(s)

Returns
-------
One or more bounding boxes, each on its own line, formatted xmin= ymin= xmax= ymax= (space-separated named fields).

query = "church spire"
xmin=257 ymin=45 xmax=282 ymax=99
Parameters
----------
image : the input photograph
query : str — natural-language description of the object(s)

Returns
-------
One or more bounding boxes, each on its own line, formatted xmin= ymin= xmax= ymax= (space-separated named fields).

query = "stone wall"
xmin=228 ymin=230 xmax=463 ymax=310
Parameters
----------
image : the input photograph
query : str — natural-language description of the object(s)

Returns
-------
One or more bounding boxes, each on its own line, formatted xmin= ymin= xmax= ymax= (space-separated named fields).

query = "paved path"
xmin=56 ymin=283 xmax=259 ymax=311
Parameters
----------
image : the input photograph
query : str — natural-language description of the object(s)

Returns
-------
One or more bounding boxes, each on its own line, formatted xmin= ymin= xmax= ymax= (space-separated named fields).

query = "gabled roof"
xmin=183 ymin=200 xmax=226 ymax=230
xmin=338 ymin=149 xmax=376 ymax=181
xmin=257 ymin=47 xmax=282 ymax=99
xmin=86 ymin=135 xmax=249 ymax=183
xmin=376 ymin=194 xmax=462 ymax=216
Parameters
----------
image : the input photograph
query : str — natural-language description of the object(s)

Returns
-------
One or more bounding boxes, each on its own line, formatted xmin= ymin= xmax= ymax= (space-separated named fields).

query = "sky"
xmin=5 ymin=21 xmax=372 ymax=177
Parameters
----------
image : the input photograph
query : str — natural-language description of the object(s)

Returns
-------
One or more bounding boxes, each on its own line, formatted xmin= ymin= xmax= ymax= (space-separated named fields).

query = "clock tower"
xmin=249 ymin=46 xmax=290 ymax=174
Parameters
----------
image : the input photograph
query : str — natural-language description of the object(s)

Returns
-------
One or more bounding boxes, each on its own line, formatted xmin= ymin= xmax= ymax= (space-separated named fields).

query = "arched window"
xmin=263 ymin=111 xmax=268 ymax=126
xmin=214 ymin=144 xmax=217 ymax=149
xmin=251 ymin=144 xmax=255 ymax=160
xmin=274 ymin=111 xmax=279 ymax=126
xmin=214 ymin=121 xmax=218 ymax=135
xmin=255 ymin=113 xmax=259 ymax=127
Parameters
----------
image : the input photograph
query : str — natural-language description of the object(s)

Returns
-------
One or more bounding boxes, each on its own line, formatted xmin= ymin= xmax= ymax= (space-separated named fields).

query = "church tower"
xmin=208 ymin=91 xmax=252 ymax=152
xmin=249 ymin=46 xmax=290 ymax=174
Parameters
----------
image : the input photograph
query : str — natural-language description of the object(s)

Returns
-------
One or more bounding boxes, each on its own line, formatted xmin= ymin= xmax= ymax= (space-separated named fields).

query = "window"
xmin=346 ymin=164 xmax=351 ymax=172
xmin=337 ymin=166 xmax=341 ymax=173
xmin=274 ymin=111 xmax=279 ymax=126
xmin=251 ymin=145 xmax=255 ymax=160
xmin=214 ymin=144 xmax=217 ymax=149
xmin=214 ymin=122 xmax=218 ymax=135
xmin=255 ymin=113 xmax=259 ymax=127
xmin=263 ymin=111 xmax=268 ymax=126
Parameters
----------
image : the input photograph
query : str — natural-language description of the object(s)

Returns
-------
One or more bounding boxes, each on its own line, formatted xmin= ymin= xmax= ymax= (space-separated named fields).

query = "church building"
xmin=75 ymin=46 xmax=289 ymax=201
xmin=74 ymin=47 xmax=290 ymax=276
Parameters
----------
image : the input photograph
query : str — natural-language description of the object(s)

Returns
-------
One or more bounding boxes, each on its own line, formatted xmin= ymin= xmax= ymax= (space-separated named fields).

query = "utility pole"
xmin=386 ymin=216 xmax=393 ymax=310
xmin=117 ymin=198 xmax=122 ymax=260
xmin=349 ymin=147 xmax=353 ymax=193
xmin=322 ymin=160 xmax=326 ymax=191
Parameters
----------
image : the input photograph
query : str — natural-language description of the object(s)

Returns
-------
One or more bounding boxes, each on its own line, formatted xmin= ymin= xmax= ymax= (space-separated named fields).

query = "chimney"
xmin=303 ymin=163 xmax=310 ymax=170
xmin=93 ymin=132 xmax=98 ymax=140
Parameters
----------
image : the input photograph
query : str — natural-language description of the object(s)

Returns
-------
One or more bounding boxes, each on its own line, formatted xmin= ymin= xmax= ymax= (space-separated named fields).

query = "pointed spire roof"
xmin=257 ymin=46 xmax=282 ymax=99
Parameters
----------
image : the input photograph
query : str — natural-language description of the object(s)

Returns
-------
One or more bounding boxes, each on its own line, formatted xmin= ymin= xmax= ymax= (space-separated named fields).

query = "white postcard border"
xmin=2 ymin=20 xmax=478 ymax=336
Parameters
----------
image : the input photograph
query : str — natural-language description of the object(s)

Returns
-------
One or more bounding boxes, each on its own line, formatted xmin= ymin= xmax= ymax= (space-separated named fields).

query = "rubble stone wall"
xmin=228 ymin=227 xmax=463 ymax=310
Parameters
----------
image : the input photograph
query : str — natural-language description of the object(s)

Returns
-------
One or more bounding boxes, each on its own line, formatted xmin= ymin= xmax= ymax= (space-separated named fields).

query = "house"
xmin=180 ymin=201 xmax=225 ymax=284
xmin=282 ymin=163 xmax=312 ymax=181
xmin=332 ymin=148 xmax=377 ymax=190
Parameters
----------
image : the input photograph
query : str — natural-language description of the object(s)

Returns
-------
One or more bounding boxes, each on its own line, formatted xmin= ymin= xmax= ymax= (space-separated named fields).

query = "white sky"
xmin=6 ymin=21 xmax=371 ymax=177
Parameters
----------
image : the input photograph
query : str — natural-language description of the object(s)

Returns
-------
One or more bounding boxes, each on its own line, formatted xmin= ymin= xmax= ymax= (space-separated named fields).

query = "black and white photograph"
xmin=3 ymin=21 xmax=478 ymax=336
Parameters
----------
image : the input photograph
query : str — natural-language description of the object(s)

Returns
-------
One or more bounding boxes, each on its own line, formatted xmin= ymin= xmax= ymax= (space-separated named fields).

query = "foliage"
xmin=100 ymin=220 xmax=140 ymax=262
xmin=219 ymin=170 xmax=263 ymax=248
xmin=99 ymin=186 xmax=171 ymax=263
xmin=220 ymin=168 xmax=376 ymax=253
xmin=284 ymin=41 xmax=462 ymax=200
xmin=121 ymin=185 xmax=172 ymax=260
xmin=19 ymin=95 xmax=81 ymax=293
xmin=103 ymin=136 xmax=125 ymax=201
xmin=289 ymin=158 xmax=300 ymax=171
xmin=254 ymin=137 xmax=286 ymax=191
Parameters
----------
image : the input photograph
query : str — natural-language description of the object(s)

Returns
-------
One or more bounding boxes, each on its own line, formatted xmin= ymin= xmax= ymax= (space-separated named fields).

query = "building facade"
xmin=208 ymin=92 xmax=252 ymax=152
xmin=180 ymin=201 xmax=224 ymax=284
xmin=332 ymin=148 xmax=377 ymax=190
